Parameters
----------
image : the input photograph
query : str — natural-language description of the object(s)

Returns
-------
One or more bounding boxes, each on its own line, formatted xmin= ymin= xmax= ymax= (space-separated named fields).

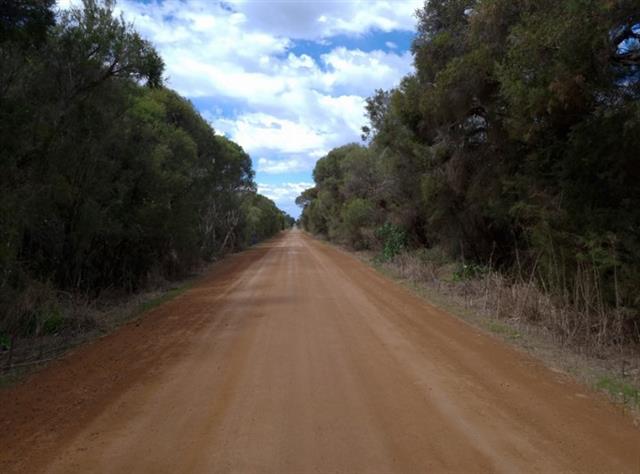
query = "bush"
xmin=375 ymin=223 xmax=407 ymax=262
xmin=0 ymin=333 xmax=10 ymax=351
xmin=41 ymin=308 xmax=66 ymax=335
xmin=341 ymin=198 xmax=375 ymax=248
xmin=452 ymin=262 xmax=490 ymax=282
xmin=415 ymin=247 xmax=450 ymax=266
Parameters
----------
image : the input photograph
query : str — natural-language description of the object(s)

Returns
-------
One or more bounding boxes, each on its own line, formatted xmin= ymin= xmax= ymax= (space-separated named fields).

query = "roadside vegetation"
xmin=0 ymin=0 xmax=294 ymax=374
xmin=298 ymin=0 xmax=640 ymax=402
xmin=367 ymin=248 xmax=640 ymax=412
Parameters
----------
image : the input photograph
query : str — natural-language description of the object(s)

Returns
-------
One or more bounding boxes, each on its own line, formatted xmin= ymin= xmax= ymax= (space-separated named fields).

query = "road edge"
xmin=305 ymin=231 xmax=640 ymax=425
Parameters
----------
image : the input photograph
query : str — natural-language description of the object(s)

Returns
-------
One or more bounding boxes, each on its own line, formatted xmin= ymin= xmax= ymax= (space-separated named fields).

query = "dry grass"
xmin=0 ymin=274 xmax=199 ymax=383
xmin=364 ymin=248 xmax=640 ymax=416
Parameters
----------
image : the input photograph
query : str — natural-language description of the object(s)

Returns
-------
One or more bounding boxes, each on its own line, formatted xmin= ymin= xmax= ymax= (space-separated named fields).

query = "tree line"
xmin=0 ymin=0 xmax=292 ymax=338
xmin=298 ymin=0 xmax=640 ymax=340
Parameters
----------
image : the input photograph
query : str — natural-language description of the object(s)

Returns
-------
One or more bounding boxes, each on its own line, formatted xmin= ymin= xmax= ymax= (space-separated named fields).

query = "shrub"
xmin=375 ymin=223 xmax=407 ymax=262
xmin=0 ymin=333 xmax=10 ymax=351
xmin=41 ymin=308 xmax=65 ymax=335
xmin=414 ymin=247 xmax=450 ymax=266
xmin=341 ymin=198 xmax=375 ymax=248
xmin=452 ymin=262 xmax=489 ymax=282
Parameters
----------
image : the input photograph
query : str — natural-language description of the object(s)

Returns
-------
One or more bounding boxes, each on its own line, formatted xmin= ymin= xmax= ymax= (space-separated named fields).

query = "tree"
xmin=299 ymin=0 xmax=640 ymax=331
xmin=0 ymin=0 xmax=286 ymax=341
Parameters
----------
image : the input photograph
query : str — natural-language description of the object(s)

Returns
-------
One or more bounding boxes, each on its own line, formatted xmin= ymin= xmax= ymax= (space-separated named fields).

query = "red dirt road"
xmin=1 ymin=230 xmax=639 ymax=473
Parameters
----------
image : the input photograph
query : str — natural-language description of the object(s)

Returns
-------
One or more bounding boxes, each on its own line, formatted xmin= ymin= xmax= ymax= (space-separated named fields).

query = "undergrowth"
xmin=135 ymin=285 xmax=192 ymax=316
xmin=0 ymin=275 xmax=197 ymax=384
xmin=596 ymin=377 xmax=640 ymax=408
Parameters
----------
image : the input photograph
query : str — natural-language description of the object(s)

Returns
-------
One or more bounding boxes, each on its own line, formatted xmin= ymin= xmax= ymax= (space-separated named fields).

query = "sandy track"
xmin=1 ymin=230 xmax=639 ymax=473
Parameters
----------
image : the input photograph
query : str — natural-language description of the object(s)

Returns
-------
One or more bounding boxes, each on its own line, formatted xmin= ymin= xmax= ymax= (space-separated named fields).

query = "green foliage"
xmin=0 ymin=0 xmax=287 ymax=337
xmin=239 ymin=193 xmax=288 ymax=247
xmin=375 ymin=223 xmax=407 ymax=262
xmin=298 ymin=0 xmax=640 ymax=335
xmin=596 ymin=376 xmax=640 ymax=407
xmin=41 ymin=309 xmax=65 ymax=335
xmin=452 ymin=263 xmax=489 ymax=282
xmin=486 ymin=321 xmax=521 ymax=340
xmin=296 ymin=144 xmax=380 ymax=242
xmin=0 ymin=333 xmax=10 ymax=351
xmin=341 ymin=198 xmax=375 ymax=248
xmin=137 ymin=285 xmax=191 ymax=316
xmin=0 ymin=0 xmax=55 ymax=46
xmin=10 ymin=300 xmax=65 ymax=337
xmin=414 ymin=247 xmax=451 ymax=266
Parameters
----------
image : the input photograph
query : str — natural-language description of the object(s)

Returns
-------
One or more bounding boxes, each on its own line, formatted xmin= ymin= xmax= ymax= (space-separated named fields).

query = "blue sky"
xmin=60 ymin=0 xmax=421 ymax=217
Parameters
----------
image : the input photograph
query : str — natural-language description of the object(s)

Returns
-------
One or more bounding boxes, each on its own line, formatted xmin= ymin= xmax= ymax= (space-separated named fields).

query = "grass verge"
xmin=0 ymin=275 xmax=198 ymax=388
xmin=131 ymin=282 xmax=194 ymax=320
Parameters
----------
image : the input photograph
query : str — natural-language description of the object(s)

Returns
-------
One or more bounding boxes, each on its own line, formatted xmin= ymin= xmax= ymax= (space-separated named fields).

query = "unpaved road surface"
xmin=1 ymin=230 xmax=639 ymax=473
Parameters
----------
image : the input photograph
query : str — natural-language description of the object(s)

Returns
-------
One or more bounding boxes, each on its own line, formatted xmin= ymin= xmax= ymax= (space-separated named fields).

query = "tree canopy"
xmin=0 ymin=0 xmax=292 ymax=337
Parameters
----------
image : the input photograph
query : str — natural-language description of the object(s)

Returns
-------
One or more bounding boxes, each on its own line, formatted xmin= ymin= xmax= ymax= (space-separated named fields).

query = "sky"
xmin=58 ymin=0 xmax=421 ymax=217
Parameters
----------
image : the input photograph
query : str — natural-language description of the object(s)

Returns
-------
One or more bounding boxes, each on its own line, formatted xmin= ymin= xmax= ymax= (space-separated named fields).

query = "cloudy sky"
xmin=60 ymin=0 xmax=421 ymax=216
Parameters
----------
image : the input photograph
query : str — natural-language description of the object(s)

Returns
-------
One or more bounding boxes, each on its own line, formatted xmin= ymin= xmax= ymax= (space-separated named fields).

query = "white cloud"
xmin=229 ymin=0 xmax=422 ymax=40
xmin=56 ymin=0 xmax=418 ymax=213
xmin=320 ymin=47 xmax=413 ymax=96
xmin=258 ymin=158 xmax=312 ymax=175
xmin=217 ymin=113 xmax=326 ymax=155
xmin=209 ymin=92 xmax=366 ymax=168
xmin=257 ymin=182 xmax=315 ymax=211
xmin=95 ymin=1 xmax=413 ymax=161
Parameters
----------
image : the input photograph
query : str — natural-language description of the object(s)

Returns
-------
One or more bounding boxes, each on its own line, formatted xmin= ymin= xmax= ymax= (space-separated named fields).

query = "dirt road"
xmin=1 ymin=230 xmax=639 ymax=473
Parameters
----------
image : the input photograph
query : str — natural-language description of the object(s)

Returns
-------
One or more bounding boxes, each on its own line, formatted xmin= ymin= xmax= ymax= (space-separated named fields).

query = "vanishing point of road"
xmin=1 ymin=229 xmax=639 ymax=473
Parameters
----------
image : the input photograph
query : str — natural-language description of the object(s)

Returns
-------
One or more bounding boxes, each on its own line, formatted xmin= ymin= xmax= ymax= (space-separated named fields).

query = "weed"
xmin=487 ymin=321 xmax=521 ymax=339
xmin=596 ymin=376 xmax=640 ymax=407
xmin=361 ymin=243 xmax=640 ymax=414
xmin=415 ymin=247 xmax=450 ymax=266
xmin=452 ymin=262 xmax=489 ymax=282
xmin=41 ymin=309 xmax=65 ymax=335
xmin=0 ymin=333 xmax=10 ymax=351
xmin=375 ymin=223 xmax=407 ymax=262
xmin=136 ymin=285 xmax=190 ymax=316
xmin=0 ymin=372 xmax=21 ymax=388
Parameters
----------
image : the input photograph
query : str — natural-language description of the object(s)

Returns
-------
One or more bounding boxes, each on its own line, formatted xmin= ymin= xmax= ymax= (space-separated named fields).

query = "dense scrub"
xmin=0 ymin=1 xmax=292 ymax=343
xmin=298 ymin=0 xmax=640 ymax=345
